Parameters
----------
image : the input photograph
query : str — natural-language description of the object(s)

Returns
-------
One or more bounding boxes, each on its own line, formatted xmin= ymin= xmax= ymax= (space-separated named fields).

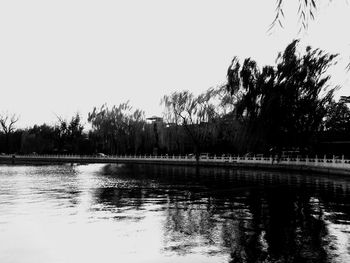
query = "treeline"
xmin=1 ymin=40 xmax=350 ymax=156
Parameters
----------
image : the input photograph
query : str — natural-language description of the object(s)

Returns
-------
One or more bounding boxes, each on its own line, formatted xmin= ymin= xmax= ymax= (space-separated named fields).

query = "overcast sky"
xmin=1 ymin=0 xmax=350 ymax=128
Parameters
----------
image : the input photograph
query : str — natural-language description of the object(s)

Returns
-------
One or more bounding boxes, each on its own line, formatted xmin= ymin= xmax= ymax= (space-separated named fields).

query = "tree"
xmin=324 ymin=100 xmax=350 ymax=133
xmin=21 ymin=124 xmax=58 ymax=154
xmin=270 ymin=0 xmax=350 ymax=70
xmin=226 ymin=57 xmax=276 ymax=152
xmin=67 ymin=114 xmax=84 ymax=153
xmin=51 ymin=114 xmax=85 ymax=153
xmin=88 ymin=102 xmax=146 ymax=154
xmin=161 ymin=89 xmax=222 ymax=159
xmin=162 ymin=91 xmax=201 ymax=158
xmin=0 ymin=113 xmax=19 ymax=135
xmin=226 ymin=40 xmax=338 ymax=153
xmin=0 ymin=113 xmax=19 ymax=153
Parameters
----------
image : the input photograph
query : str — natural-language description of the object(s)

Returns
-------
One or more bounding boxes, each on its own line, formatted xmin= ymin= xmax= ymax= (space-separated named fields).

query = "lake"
xmin=0 ymin=164 xmax=350 ymax=263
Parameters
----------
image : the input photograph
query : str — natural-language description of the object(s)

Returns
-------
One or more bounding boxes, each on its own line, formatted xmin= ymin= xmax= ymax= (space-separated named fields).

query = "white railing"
xmin=1 ymin=154 xmax=350 ymax=170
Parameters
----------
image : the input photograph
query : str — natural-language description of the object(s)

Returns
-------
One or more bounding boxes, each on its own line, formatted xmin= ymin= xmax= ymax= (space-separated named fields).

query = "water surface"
xmin=1 ymin=164 xmax=350 ymax=263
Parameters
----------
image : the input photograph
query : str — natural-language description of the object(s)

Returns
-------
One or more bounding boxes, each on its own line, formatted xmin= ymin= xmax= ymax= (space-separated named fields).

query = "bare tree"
xmin=0 ymin=113 xmax=19 ymax=135
xmin=0 ymin=112 xmax=19 ymax=153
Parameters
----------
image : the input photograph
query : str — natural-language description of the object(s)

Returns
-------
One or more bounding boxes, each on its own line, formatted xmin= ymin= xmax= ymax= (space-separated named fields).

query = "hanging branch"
xmin=268 ymin=0 xmax=285 ymax=32
xmin=269 ymin=0 xmax=318 ymax=33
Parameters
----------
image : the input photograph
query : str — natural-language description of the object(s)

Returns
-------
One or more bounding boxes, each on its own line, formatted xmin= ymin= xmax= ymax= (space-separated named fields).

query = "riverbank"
xmin=0 ymin=154 xmax=349 ymax=176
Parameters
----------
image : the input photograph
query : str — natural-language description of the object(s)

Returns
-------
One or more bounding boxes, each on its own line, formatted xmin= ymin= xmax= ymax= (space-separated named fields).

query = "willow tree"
xmin=270 ymin=0 xmax=350 ymax=70
xmin=226 ymin=40 xmax=338 ymax=153
xmin=270 ymin=0 xmax=318 ymax=32
xmin=88 ymin=102 xmax=146 ymax=154
xmin=161 ymin=89 xmax=221 ymax=159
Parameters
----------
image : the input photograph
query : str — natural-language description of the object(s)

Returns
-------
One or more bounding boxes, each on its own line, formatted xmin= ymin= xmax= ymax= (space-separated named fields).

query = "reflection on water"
xmin=1 ymin=164 xmax=350 ymax=262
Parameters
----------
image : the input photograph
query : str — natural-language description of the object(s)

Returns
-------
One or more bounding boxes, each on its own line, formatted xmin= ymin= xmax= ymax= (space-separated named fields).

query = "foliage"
xmin=21 ymin=124 xmax=58 ymax=154
xmin=270 ymin=0 xmax=318 ymax=32
xmin=0 ymin=41 xmax=347 ymax=156
xmin=55 ymin=114 xmax=85 ymax=153
xmin=161 ymin=89 xmax=223 ymax=157
xmin=324 ymin=101 xmax=350 ymax=133
xmin=88 ymin=102 xmax=146 ymax=154
xmin=226 ymin=40 xmax=338 ymax=152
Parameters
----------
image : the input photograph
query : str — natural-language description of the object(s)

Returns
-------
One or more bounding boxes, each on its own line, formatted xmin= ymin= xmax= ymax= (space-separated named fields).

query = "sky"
xmin=0 ymin=0 xmax=350 ymax=128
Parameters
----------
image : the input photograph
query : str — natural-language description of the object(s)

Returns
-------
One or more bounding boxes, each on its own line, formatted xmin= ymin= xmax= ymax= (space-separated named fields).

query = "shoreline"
xmin=0 ymin=155 xmax=349 ymax=176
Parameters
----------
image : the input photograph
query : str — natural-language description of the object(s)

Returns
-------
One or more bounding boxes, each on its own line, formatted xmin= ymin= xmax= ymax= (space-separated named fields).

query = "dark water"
xmin=1 ymin=164 xmax=350 ymax=263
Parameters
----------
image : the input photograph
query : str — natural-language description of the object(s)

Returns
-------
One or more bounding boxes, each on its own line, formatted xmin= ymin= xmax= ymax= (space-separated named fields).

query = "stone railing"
xmin=1 ymin=154 xmax=349 ymax=170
